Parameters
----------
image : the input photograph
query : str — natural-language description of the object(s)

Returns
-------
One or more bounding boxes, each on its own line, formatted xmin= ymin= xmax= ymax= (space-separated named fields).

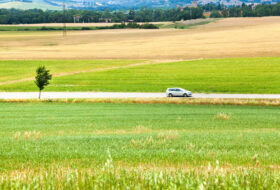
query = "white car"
xmin=166 ymin=88 xmax=192 ymax=97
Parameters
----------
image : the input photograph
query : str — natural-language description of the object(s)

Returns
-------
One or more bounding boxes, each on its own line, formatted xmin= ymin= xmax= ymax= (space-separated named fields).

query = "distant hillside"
xmin=0 ymin=0 xmax=61 ymax=10
xmin=0 ymin=0 xmax=279 ymax=10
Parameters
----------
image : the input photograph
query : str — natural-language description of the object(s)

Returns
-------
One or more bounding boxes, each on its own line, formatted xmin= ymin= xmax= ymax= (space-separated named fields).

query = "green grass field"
xmin=0 ymin=0 xmax=60 ymax=10
xmin=0 ymin=59 xmax=141 ymax=83
xmin=1 ymin=102 xmax=280 ymax=188
xmin=160 ymin=19 xmax=217 ymax=29
xmin=1 ymin=57 xmax=280 ymax=93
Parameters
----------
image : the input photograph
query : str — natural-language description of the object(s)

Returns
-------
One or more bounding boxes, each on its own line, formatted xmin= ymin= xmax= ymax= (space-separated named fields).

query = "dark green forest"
xmin=0 ymin=3 xmax=279 ymax=24
xmin=209 ymin=3 xmax=280 ymax=18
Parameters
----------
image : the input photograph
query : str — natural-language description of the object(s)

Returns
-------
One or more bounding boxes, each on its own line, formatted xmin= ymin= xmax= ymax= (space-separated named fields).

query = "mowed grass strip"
xmin=1 ymin=57 xmax=280 ymax=93
xmin=2 ymin=97 xmax=280 ymax=107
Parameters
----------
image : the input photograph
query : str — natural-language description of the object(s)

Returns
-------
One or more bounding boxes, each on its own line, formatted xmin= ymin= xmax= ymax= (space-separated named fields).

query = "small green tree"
xmin=35 ymin=66 xmax=52 ymax=99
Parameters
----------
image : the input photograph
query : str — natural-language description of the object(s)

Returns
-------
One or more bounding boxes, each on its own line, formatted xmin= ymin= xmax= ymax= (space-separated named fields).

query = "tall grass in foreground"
xmin=1 ymin=152 xmax=280 ymax=190
xmin=1 ymin=166 xmax=280 ymax=189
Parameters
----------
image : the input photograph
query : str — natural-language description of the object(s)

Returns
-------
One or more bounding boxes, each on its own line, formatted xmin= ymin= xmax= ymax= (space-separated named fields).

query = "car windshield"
xmin=167 ymin=88 xmax=187 ymax=91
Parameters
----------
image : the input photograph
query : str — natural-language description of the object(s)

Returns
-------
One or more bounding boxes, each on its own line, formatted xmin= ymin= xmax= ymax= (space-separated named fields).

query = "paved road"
xmin=1 ymin=92 xmax=280 ymax=99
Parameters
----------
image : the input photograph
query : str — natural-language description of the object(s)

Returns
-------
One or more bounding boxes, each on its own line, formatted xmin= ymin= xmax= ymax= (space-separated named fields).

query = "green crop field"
xmin=1 ymin=57 xmax=280 ymax=93
xmin=160 ymin=19 xmax=217 ymax=29
xmin=0 ymin=102 xmax=280 ymax=189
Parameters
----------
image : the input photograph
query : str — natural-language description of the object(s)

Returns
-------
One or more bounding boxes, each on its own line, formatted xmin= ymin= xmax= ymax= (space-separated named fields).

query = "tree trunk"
xmin=39 ymin=90 xmax=41 ymax=99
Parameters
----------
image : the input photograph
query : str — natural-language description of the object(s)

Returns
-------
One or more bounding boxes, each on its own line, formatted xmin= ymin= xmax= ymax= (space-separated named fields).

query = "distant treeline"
xmin=0 ymin=7 xmax=204 ymax=24
xmin=208 ymin=3 xmax=280 ymax=18
xmin=0 ymin=23 xmax=159 ymax=31
xmin=0 ymin=3 xmax=280 ymax=24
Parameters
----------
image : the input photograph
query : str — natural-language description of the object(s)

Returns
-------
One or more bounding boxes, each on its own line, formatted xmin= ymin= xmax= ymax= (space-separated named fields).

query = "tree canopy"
xmin=0 ymin=3 xmax=279 ymax=24
xmin=34 ymin=66 xmax=52 ymax=99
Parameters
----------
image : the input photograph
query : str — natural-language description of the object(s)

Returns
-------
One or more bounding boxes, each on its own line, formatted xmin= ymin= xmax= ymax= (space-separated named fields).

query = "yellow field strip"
xmin=2 ymin=97 xmax=280 ymax=106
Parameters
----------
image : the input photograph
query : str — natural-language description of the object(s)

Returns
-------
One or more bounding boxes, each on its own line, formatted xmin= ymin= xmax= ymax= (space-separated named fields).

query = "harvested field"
xmin=0 ymin=17 xmax=280 ymax=60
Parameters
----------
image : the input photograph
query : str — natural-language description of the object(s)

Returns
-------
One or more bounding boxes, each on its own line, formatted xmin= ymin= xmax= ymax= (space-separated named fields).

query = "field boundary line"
xmin=1 ymin=97 xmax=280 ymax=106
xmin=0 ymin=58 xmax=202 ymax=86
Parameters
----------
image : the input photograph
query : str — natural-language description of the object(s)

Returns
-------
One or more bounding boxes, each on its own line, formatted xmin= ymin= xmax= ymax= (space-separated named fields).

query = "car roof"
xmin=167 ymin=88 xmax=186 ymax=90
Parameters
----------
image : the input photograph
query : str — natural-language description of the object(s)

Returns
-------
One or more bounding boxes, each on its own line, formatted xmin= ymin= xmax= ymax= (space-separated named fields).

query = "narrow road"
xmin=1 ymin=92 xmax=280 ymax=99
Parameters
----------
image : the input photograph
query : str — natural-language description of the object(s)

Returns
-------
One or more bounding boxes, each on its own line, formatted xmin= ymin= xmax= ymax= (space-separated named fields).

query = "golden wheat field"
xmin=0 ymin=17 xmax=280 ymax=60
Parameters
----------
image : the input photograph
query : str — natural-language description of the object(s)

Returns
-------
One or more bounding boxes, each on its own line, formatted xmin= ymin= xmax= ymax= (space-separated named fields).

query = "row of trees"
xmin=0 ymin=3 xmax=280 ymax=24
xmin=0 ymin=7 xmax=203 ymax=24
xmin=209 ymin=3 xmax=280 ymax=18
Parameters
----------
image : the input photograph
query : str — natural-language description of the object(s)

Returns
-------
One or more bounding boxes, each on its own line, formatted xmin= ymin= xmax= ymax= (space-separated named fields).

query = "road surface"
xmin=0 ymin=92 xmax=280 ymax=99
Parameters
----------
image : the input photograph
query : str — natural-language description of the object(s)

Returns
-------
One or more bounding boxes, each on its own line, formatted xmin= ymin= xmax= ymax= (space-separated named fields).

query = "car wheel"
xmin=168 ymin=93 xmax=173 ymax=97
xmin=183 ymin=93 xmax=188 ymax=97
